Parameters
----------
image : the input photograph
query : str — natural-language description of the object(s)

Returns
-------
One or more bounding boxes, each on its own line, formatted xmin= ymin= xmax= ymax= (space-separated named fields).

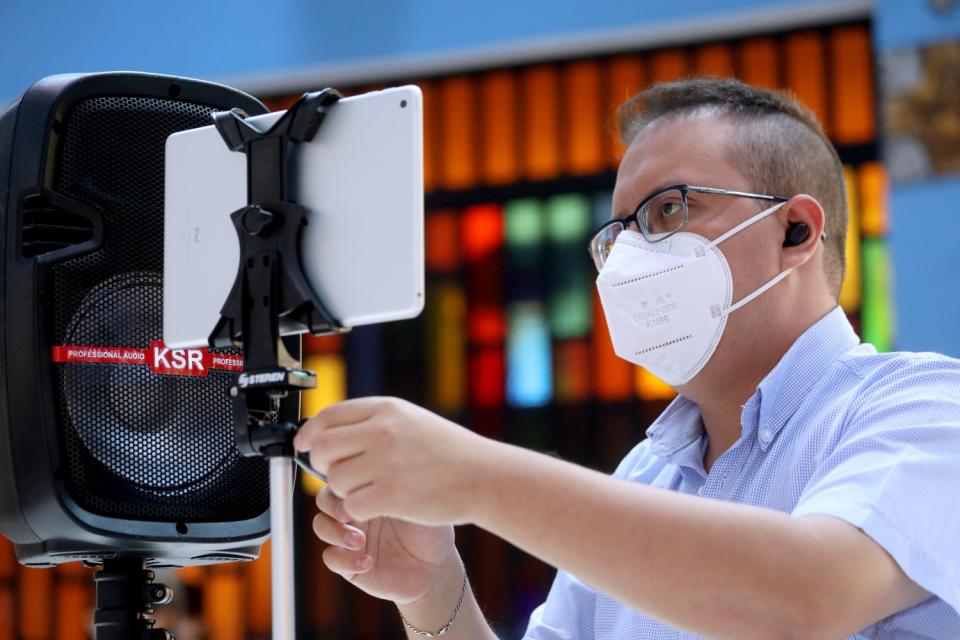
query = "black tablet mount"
xmin=209 ymin=87 xmax=349 ymax=461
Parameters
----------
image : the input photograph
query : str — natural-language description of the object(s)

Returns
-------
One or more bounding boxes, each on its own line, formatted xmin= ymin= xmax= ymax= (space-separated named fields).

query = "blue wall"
xmin=889 ymin=177 xmax=960 ymax=356
xmin=2 ymin=0 xmax=848 ymax=100
xmin=875 ymin=0 xmax=960 ymax=356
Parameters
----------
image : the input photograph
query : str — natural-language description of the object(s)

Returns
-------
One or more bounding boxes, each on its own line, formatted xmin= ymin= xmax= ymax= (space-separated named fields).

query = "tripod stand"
xmin=93 ymin=558 xmax=173 ymax=640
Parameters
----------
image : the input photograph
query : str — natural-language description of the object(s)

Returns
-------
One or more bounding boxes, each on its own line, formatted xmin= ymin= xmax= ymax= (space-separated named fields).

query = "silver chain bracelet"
xmin=399 ymin=566 xmax=468 ymax=637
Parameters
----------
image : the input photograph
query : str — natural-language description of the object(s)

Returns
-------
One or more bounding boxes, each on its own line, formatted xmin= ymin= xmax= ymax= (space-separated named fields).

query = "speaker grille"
xmin=50 ymin=95 xmax=269 ymax=522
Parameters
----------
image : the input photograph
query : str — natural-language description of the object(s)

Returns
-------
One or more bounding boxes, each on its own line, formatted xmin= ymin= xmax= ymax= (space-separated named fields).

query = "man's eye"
xmin=658 ymin=201 xmax=682 ymax=217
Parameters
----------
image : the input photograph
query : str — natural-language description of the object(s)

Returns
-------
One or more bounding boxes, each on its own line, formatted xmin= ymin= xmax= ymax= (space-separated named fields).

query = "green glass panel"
xmin=505 ymin=198 xmax=544 ymax=247
xmin=550 ymin=284 xmax=592 ymax=339
xmin=545 ymin=194 xmax=592 ymax=338
xmin=861 ymin=238 xmax=894 ymax=352
xmin=546 ymin=194 xmax=591 ymax=242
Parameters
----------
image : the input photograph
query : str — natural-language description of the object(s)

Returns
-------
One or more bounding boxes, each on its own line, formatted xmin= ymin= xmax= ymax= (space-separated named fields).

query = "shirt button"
xmin=759 ymin=430 xmax=772 ymax=443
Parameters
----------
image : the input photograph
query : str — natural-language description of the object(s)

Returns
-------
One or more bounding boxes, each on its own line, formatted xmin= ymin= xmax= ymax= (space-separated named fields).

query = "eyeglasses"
xmin=588 ymin=184 xmax=789 ymax=272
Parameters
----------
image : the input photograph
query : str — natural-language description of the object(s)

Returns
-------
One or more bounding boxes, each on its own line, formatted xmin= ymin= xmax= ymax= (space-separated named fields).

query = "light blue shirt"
xmin=523 ymin=307 xmax=960 ymax=639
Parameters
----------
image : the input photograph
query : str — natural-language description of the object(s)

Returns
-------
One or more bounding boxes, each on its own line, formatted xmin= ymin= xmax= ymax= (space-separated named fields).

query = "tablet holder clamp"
xmin=208 ymin=87 xmax=348 ymax=639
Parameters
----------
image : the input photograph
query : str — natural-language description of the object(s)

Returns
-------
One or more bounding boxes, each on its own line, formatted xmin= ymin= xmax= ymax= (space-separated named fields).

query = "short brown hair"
xmin=618 ymin=77 xmax=847 ymax=296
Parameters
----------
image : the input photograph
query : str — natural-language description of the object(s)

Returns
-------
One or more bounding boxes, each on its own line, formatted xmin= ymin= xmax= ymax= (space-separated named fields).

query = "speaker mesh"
xmin=50 ymin=95 xmax=268 ymax=522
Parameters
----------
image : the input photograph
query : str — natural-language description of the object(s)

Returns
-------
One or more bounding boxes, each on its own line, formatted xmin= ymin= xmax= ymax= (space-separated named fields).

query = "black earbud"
xmin=783 ymin=222 xmax=810 ymax=247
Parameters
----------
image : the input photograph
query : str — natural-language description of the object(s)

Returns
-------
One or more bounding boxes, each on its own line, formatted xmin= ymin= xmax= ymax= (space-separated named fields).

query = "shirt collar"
xmin=646 ymin=395 xmax=703 ymax=460
xmin=646 ymin=306 xmax=860 ymax=459
xmin=754 ymin=306 xmax=860 ymax=449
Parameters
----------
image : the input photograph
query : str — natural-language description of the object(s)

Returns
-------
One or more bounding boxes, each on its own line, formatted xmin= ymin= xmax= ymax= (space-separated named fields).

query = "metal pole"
xmin=270 ymin=456 xmax=296 ymax=640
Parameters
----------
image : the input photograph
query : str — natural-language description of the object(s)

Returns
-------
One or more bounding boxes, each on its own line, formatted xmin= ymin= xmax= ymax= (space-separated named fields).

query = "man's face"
xmin=611 ymin=114 xmax=788 ymax=380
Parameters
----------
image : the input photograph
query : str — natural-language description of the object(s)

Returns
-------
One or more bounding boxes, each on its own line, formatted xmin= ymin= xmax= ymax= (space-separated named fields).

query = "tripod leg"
xmin=270 ymin=456 xmax=297 ymax=639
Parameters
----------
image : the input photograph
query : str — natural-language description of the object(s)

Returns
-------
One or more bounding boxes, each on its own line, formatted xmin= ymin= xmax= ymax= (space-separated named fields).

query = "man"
xmin=295 ymin=78 xmax=960 ymax=638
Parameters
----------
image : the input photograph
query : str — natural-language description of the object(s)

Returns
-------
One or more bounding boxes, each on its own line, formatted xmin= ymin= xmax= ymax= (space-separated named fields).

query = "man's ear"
xmin=779 ymin=194 xmax=825 ymax=270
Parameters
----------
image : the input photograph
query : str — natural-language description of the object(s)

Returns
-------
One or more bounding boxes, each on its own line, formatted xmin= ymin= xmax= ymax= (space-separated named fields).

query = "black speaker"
xmin=0 ymin=72 xmax=283 ymax=568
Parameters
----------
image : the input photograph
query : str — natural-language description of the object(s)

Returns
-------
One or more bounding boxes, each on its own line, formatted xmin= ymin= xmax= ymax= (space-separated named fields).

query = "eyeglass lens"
xmin=641 ymin=188 xmax=687 ymax=239
xmin=589 ymin=187 xmax=689 ymax=271
xmin=590 ymin=222 xmax=623 ymax=272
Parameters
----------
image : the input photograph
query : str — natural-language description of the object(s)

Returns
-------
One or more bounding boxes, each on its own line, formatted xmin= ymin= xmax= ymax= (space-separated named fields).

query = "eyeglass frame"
xmin=588 ymin=184 xmax=793 ymax=269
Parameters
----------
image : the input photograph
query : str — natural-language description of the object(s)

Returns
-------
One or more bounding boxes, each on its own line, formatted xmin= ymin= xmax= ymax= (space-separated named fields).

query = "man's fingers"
xmin=316 ymin=485 xmax=352 ymax=523
xmin=342 ymin=482 xmax=392 ymax=523
xmin=295 ymin=397 xmax=391 ymax=450
xmin=321 ymin=544 xmax=374 ymax=578
xmin=327 ymin=452 xmax=376 ymax=499
xmin=301 ymin=419 xmax=377 ymax=476
xmin=312 ymin=512 xmax=367 ymax=551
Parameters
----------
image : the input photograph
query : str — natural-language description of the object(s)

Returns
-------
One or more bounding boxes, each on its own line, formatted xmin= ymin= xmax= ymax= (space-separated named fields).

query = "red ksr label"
xmin=51 ymin=342 xmax=244 ymax=378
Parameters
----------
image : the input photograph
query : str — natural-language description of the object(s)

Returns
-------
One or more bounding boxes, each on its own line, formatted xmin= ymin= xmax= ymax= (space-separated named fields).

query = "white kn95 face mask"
xmin=595 ymin=202 xmax=791 ymax=386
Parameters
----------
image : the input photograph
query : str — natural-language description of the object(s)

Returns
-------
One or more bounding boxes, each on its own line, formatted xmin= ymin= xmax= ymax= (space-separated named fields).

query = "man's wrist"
xmin=396 ymin=553 xmax=468 ymax=635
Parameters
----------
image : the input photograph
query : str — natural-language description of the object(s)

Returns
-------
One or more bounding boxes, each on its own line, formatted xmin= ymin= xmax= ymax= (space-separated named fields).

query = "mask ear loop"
xmin=703 ymin=201 xmax=793 ymax=317
xmin=706 ymin=201 xmax=786 ymax=250
xmin=725 ymin=268 xmax=793 ymax=315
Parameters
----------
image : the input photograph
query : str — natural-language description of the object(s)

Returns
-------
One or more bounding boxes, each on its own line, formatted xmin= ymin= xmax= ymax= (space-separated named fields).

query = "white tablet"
xmin=163 ymin=86 xmax=424 ymax=349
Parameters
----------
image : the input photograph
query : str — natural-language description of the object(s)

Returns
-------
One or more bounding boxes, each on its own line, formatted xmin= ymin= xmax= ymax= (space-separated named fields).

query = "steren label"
xmin=238 ymin=371 xmax=287 ymax=386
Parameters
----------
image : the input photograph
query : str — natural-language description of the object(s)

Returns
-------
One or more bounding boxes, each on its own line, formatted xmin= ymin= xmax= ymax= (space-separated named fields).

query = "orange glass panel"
xmin=261 ymin=95 xmax=299 ymax=112
xmin=591 ymin=293 xmax=632 ymax=401
xmin=565 ymin=60 xmax=604 ymax=175
xmin=18 ymin=566 xmax=51 ymax=639
xmin=470 ymin=348 xmax=504 ymax=408
xmin=555 ymin=340 xmax=591 ymax=403
xmin=739 ymin=37 xmax=779 ymax=89
xmin=839 ymin=165 xmax=862 ymax=312
xmin=481 ymin=70 xmax=519 ymax=185
xmin=785 ymin=31 xmax=829 ymax=134
xmin=0 ymin=544 xmax=14 ymax=640
xmin=461 ymin=204 xmax=504 ymax=261
xmin=831 ymin=25 xmax=875 ymax=145
xmin=635 ymin=367 xmax=676 ymax=401
xmin=605 ymin=55 xmax=645 ymax=167
xmin=0 ymin=589 xmax=12 ymax=640
xmin=522 ymin=65 xmax=561 ymax=180
xmin=425 ymin=210 xmax=461 ymax=271
xmin=178 ymin=565 xmax=206 ymax=587
xmin=428 ymin=283 xmax=467 ymax=413
xmin=301 ymin=353 xmax=347 ymax=494
xmin=0 ymin=537 xmax=12 ymax=578
xmin=420 ymin=81 xmax=438 ymax=192
xmin=441 ymin=76 xmax=476 ymax=190
xmin=246 ymin=542 xmax=272 ymax=633
xmin=302 ymin=333 xmax=344 ymax=355
xmin=57 ymin=561 xmax=87 ymax=577
xmin=57 ymin=579 xmax=91 ymax=640
xmin=204 ymin=567 xmax=245 ymax=640
xmin=694 ymin=42 xmax=735 ymax=77
xmin=650 ymin=49 xmax=688 ymax=83
xmin=859 ymin=162 xmax=888 ymax=237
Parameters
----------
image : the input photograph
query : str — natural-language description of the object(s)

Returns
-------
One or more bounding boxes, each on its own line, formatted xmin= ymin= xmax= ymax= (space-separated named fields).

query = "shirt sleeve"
xmin=792 ymin=356 xmax=960 ymax=616
xmin=522 ymin=570 xmax=598 ymax=640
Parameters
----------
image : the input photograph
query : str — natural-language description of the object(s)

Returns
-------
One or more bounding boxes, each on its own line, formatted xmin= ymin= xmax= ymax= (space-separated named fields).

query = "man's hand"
xmin=294 ymin=396 xmax=494 ymax=525
xmin=296 ymin=399 xmax=501 ymax=639
xmin=309 ymin=483 xmax=458 ymax=606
